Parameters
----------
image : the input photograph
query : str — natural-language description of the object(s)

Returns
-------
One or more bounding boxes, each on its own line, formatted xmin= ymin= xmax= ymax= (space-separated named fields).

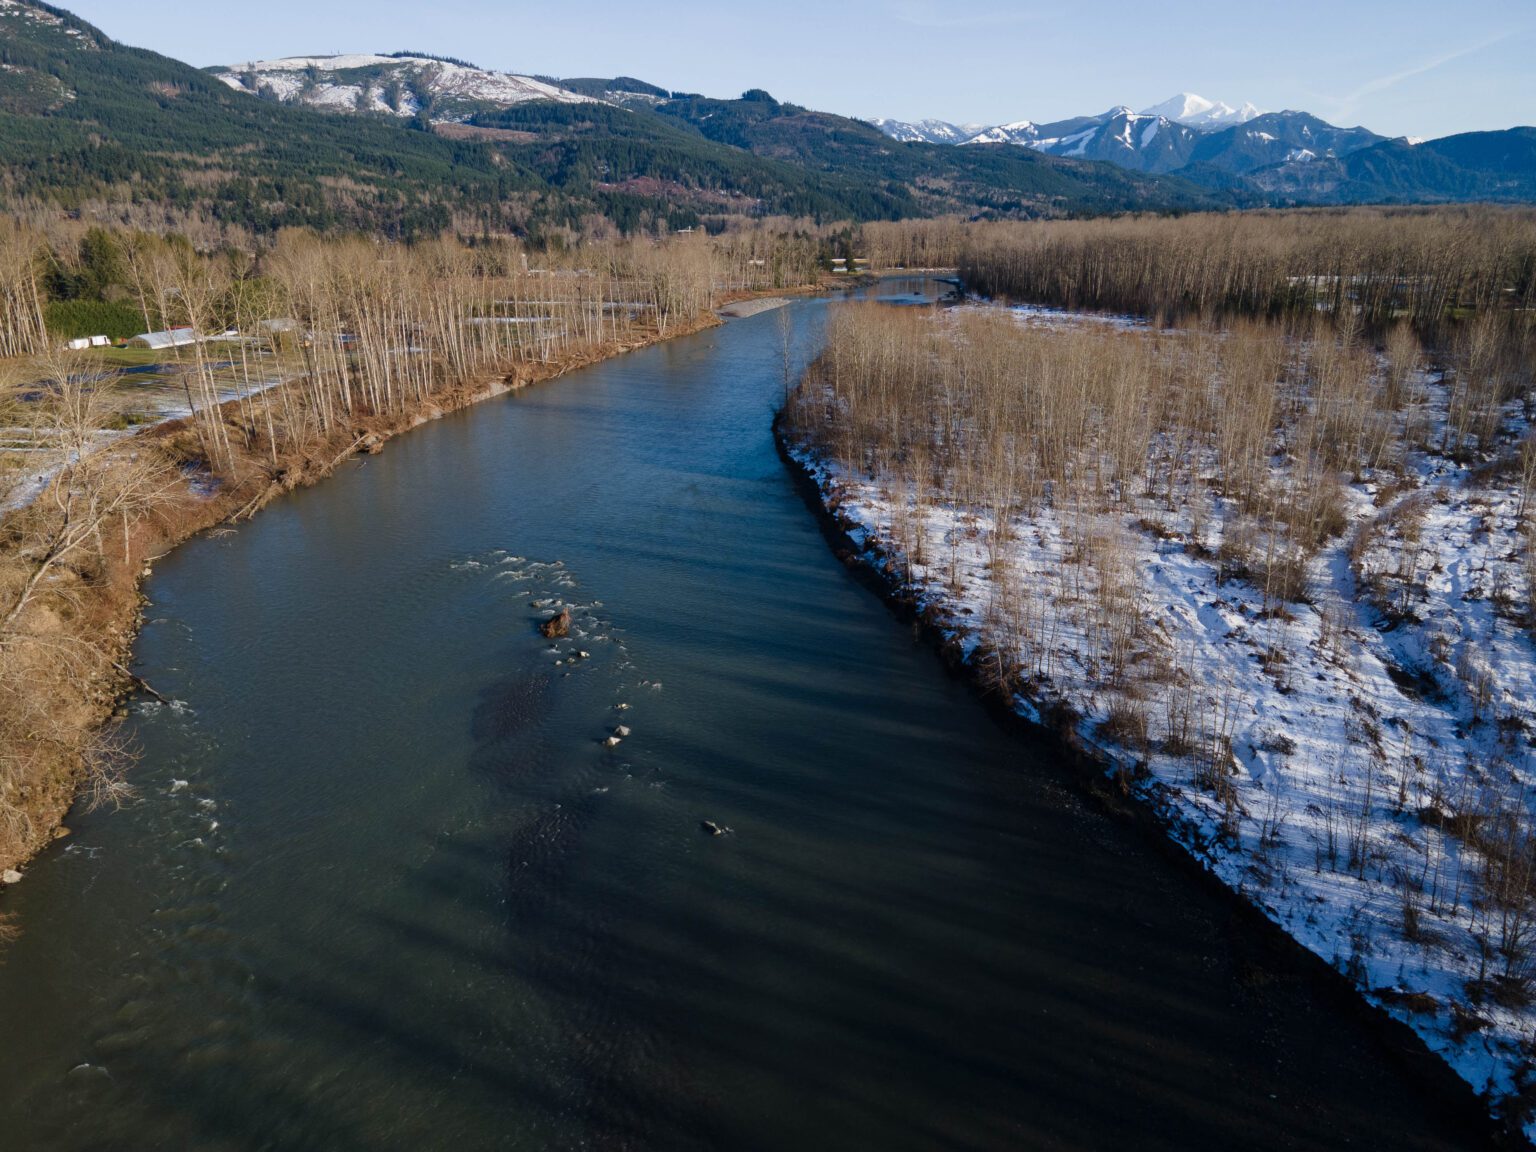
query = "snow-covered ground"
xmin=0 ymin=367 xmax=286 ymax=514
xmin=215 ymin=56 xmax=588 ymax=121
xmin=788 ymin=302 xmax=1536 ymax=1139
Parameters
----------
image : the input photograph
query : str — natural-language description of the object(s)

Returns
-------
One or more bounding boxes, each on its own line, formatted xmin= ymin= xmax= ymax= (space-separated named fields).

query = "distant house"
xmin=128 ymin=327 xmax=198 ymax=350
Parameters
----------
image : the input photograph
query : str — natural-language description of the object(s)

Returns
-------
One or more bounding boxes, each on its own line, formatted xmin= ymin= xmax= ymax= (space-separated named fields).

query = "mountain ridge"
xmin=865 ymin=93 xmax=1534 ymax=203
xmin=0 ymin=1 xmax=1530 ymax=236
xmin=0 ymin=1 xmax=1222 ymax=235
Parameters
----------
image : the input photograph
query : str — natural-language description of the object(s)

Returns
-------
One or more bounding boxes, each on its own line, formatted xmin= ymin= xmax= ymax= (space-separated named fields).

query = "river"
xmin=0 ymin=282 xmax=1499 ymax=1151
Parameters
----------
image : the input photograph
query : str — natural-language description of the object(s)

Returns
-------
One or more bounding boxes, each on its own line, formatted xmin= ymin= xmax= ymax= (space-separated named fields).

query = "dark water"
xmin=0 ymin=284 xmax=1496 ymax=1151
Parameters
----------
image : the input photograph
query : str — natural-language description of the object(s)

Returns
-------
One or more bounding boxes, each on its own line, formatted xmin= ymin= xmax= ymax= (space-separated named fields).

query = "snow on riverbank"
xmin=787 ymin=303 xmax=1536 ymax=1138
xmin=0 ymin=369 xmax=287 ymax=514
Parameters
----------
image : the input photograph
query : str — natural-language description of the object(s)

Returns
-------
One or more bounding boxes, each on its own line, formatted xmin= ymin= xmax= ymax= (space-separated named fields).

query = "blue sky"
xmin=66 ymin=0 xmax=1536 ymax=138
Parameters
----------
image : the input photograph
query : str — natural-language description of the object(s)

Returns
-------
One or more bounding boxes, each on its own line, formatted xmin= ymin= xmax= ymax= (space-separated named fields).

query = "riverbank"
xmin=773 ymin=415 xmax=1527 ymax=1146
xmin=5 ymin=284 xmax=1505 ymax=1151
xmin=0 ymin=303 xmax=754 ymax=879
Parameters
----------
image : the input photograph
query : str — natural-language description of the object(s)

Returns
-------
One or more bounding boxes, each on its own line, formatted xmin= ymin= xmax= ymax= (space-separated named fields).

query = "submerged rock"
xmin=539 ymin=609 xmax=571 ymax=639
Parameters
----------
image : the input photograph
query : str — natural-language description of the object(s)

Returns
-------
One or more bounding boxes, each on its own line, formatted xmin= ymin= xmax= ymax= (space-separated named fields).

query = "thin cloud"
xmin=1327 ymin=30 xmax=1520 ymax=118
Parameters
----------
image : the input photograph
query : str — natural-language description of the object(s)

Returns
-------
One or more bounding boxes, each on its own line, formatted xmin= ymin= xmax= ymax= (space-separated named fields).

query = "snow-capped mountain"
xmin=1186 ymin=112 xmax=1383 ymax=174
xmin=867 ymin=117 xmax=986 ymax=144
xmin=868 ymin=94 xmax=1262 ymax=152
xmin=866 ymin=94 xmax=1393 ymax=180
xmin=1002 ymin=109 xmax=1204 ymax=173
xmin=215 ymin=54 xmax=590 ymax=122
xmin=946 ymin=106 xmax=1204 ymax=173
xmin=962 ymin=119 xmax=1043 ymax=146
xmin=1140 ymin=92 xmax=1261 ymax=128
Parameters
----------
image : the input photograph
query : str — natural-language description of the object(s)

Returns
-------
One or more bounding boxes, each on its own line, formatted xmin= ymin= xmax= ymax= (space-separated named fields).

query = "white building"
xmin=128 ymin=327 xmax=198 ymax=350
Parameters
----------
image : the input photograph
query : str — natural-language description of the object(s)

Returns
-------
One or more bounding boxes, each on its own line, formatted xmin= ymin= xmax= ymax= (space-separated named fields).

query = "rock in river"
xmin=539 ymin=609 xmax=571 ymax=639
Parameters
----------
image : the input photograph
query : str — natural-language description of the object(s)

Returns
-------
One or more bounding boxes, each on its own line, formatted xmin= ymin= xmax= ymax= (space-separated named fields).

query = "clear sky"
xmin=64 ymin=0 xmax=1536 ymax=139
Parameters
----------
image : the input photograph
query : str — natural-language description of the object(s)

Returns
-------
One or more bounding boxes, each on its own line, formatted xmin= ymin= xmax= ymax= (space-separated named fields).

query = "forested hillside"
xmin=0 ymin=1 xmax=549 ymax=236
xmin=0 ymin=2 xmax=1219 ymax=237
xmin=1 ymin=0 xmax=1529 ymax=241
xmin=1252 ymin=129 xmax=1536 ymax=204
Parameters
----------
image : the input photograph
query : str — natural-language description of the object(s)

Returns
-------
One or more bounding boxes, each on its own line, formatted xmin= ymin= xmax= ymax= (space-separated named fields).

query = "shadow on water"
xmin=0 ymin=284 xmax=1507 ymax=1151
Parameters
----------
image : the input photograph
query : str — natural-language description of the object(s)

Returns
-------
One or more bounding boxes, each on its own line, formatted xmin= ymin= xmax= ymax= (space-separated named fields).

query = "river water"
xmin=0 ymin=283 xmax=1498 ymax=1151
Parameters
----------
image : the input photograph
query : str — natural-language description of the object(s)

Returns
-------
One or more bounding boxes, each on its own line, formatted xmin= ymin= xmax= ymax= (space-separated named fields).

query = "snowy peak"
xmin=962 ymin=120 xmax=1041 ymax=146
xmin=214 ymin=54 xmax=591 ymax=122
xmin=1140 ymin=92 xmax=1262 ymax=128
xmin=870 ymin=93 xmax=1267 ymax=156
xmin=956 ymin=108 xmax=1201 ymax=173
xmin=867 ymin=117 xmax=986 ymax=145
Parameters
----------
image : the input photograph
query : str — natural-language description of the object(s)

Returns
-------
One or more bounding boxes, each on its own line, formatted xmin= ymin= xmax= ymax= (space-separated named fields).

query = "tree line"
xmin=954 ymin=206 xmax=1536 ymax=340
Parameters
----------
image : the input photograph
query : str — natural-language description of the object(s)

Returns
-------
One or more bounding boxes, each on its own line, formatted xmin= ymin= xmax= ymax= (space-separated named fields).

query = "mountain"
xmin=867 ymin=117 xmax=985 ymax=145
xmin=212 ymin=54 xmax=590 ymax=121
xmin=868 ymin=93 xmax=1261 ymax=153
xmin=1025 ymin=110 xmax=1202 ymax=173
xmin=0 ymin=2 xmax=1221 ymax=235
xmin=871 ymin=96 xmax=1418 ymax=188
xmin=548 ymin=76 xmax=673 ymax=108
xmin=938 ymin=91 xmax=1536 ymax=204
xmin=1251 ymin=127 xmax=1536 ymax=203
xmin=1140 ymin=93 xmax=1261 ymax=128
xmin=0 ymin=1 xmax=1528 ymax=235
xmin=954 ymin=107 xmax=1203 ymax=174
xmin=1185 ymin=112 xmax=1383 ymax=176
xmin=485 ymin=90 xmax=1219 ymax=220
xmin=0 ymin=1 xmax=554 ymax=235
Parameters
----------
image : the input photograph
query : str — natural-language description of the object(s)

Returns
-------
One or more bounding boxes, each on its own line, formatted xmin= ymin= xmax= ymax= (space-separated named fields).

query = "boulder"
xmin=539 ymin=609 xmax=571 ymax=639
xmin=614 ymin=726 xmax=631 ymax=738
xmin=699 ymin=820 xmax=729 ymax=837
xmin=1 ymin=869 xmax=22 ymax=885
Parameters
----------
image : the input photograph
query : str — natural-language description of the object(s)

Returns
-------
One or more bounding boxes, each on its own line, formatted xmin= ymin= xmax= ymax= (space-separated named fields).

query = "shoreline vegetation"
xmin=7 ymin=201 xmax=1536 ymax=1137
xmin=782 ymin=205 xmax=1536 ymax=1138
xmin=771 ymin=418 xmax=1514 ymax=1148
xmin=0 ymin=220 xmax=837 ymax=891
